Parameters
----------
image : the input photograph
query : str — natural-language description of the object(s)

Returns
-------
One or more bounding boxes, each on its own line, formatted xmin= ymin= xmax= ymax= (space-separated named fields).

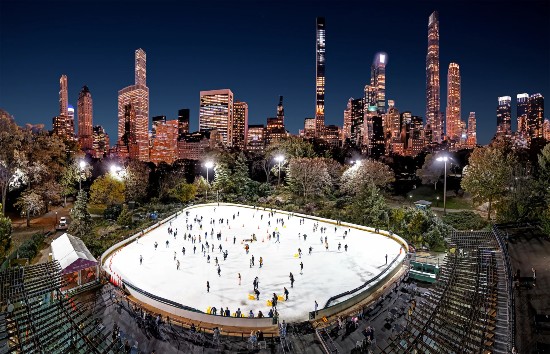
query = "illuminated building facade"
xmin=543 ymin=119 xmax=550 ymax=141
xmin=528 ymin=93 xmax=544 ymax=140
xmin=342 ymin=98 xmax=353 ymax=142
xmin=350 ymin=98 xmax=364 ymax=146
xmin=59 ymin=75 xmax=68 ymax=118
xmin=372 ymin=53 xmax=387 ymax=114
xmin=178 ymin=109 xmax=190 ymax=136
xmin=386 ymin=100 xmax=401 ymax=153
xmin=118 ymin=49 xmax=149 ymax=161
xmin=92 ymin=125 xmax=109 ymax=158
xmin=324 ymin=125 xmax=340 ymax=147
xmin=304 ymin=118 xmax=316 ymax=138
xmin=67 ymin=105 xmax=75 ymax=137
xmin=150 ymin=120 xmax=178 ymax=165
xmin=233 ymin=101 xmax=249 ymax=150
xmin=445 ymin=63 xmax=461 ymax=142
xmin=426 ymin=11 xmax=442 ymax=143
xmin=177 ymin=131 xmax=212 ymax=161
xmin=467 ymin=112 xmax=477 ymax=147
xmin=247 ymin=124 xmax=266 ymax=152
xmin=496 ymin=96 xmax=512 ymax=138
xmin=266 ymin=96 xmax=286 ymax=145
xmin=53 ymin=74 xmax=75 ymax=140
xmin=199 ymin=89 xmax=234 ymax=146
xmin=517 ymin=93 xmax=529 ymax=137
xmin=77 ymin=86 xmax=93 ymax=151
xmin=315 ymin=17 xmax=326 ymax=137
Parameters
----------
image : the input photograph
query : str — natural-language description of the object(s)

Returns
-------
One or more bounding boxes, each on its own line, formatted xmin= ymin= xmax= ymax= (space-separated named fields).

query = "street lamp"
xmin=275 ymin=155 xmax=284 ymax=186
xmin=55 ymin=211 xmax=58 ymax=228
xmin=436 ymin=196 xmax=440 ymax=208
xmin=204 ymin=161 xmax=214 ymax=201
xmin=436 ymin=156 xmax=449 ymax=215
xmin=110 ymin=165 xmax=126 ymax=180
xmin=79 ymin=161 xmax=87 ymax=190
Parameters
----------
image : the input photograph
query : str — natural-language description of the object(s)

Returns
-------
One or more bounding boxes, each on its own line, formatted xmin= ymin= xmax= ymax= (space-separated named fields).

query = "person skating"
xmin=315 ymin=300 xmax=318 ymax=315
xmin=309 ymin=246 xmax=313 ymax=255
xmin=238 ymin=273 xmax=241 ymax=285
xmin=182 ymin=246 xmax=185 ymax=255
xmin=140 ymin=255 xmax=143 ymax=265
xmin=345 ymin=244 xmax=348 ymax=252
xmin=259 ymin=257 xmax=263 ymax=268
xmin=289 ymin=272 xmax=294 ymax=288
xmin=174 ymin=251 xmax=177 ymax=260
xmin=166 ymin=240 xmax=169 ymax=248
xmin=154 ymin=242 xmax=158 ymax=250
xmin=217 ymin=265 xmax=221 ymax=277
xmin=272 ymin=293 xmax=278 ymax=308
xmin=338 ymin=243 xmax=341 ymax=251
xmin=325 ymin=242 xmax=329 ymax=251
xmin=385 ymin=254 xmax=388 ymax=264
xmin=300 ymin=261 xmax=304 ymax=274
xmin=207 ymin=281 xmax=210 ymax=293
xmin=233 ymin=236 xmax=236 ymax=244
xmin=254 ymin=288 xmax=260 ymax=300
xmin=193 ymin=245 xmax=196 ymax=254
xmin=251 ymin=255 xmax=255 ymax=266
xmin=303 ymin=234 xmax=307 ymax=241
xmin=298 ymin=248 xmax=302 ymax=258
xmin=176 ymin=260 xmax=180 ymax=270
xmin=236 ymin=308 xmax=242 ymax=317
xmin=207 ymin=255 xmax=211 ymax=263
xmin=215 ymin=257 xmax=218 ymax=266
xmin=284 ymin=287 xmax=289 ymax=301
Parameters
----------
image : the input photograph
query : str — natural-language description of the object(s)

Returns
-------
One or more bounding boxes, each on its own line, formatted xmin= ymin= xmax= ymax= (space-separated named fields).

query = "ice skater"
xmin=207 ymin=281 xmax=210 ymax=293
xmin=251 ymin=255 xmax=255 ymax=266
xmin=298 ymin=248 xmax=302 ymax=258
xmin=290 ymin=272 xmax=294 ymax=288
xmin=193 ymin=245 xmax=196 ymax=254
xmin=259 ymin=257 xmax=263 ymax=268
xmin=345 ymin=244 xmax=348 ymax=252
xmin=385 ymin=254 xmax=388 ymax=264
xmin=176 ymin=260 xmax=180 ymax=270
xmin=140 ymin=255 xmax=143 ymax=265
xmin=238 ymin=273 xmax=241 ymax=285
xmin=338 ymin=243 xmax=341 ymax=251
xmin=309 ymin=246 xmax=313 ymax=255
xmin=325 ymin=242 xmax=329 ymax=251
xmin=166 ymin=240 xmax=169 ymax=248
xmin=217 ymin=265 xmax=221 ymax=277
xmin=300 ymin=261 xmax=304 ymax=274
xmin=233 ymin=236 xmax=236 ymax=244
xmin=207 ymin=255 xmax=211 ymax=263
xmin=284 ymin=287 xmax=289 ymax=301
xmin=154 ymin=242 xmax=158 ymax=250
xmin=182 ymin=246 xmax=185 ymax=255
xmin=254 ymin=288 xmax=260 ymax=300
xmin=174 ymin=251 xmax=177 ymax=260
xmin=314 ymin=300 xmax=318 ymax=315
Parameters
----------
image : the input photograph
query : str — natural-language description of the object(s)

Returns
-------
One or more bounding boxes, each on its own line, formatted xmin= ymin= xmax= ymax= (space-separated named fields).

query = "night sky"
xmin=0 ymin=0 xmax=548 ymax=146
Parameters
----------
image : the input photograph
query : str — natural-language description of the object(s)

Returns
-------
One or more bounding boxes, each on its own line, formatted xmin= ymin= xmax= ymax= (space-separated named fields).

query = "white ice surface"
xmin=107 ymin=204 xmax=405 ymax=322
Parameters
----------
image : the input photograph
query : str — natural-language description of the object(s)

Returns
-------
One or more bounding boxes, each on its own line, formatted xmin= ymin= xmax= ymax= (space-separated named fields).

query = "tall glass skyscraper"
xmin=315 ymin=17 xmax=326 ymax=138
xmin=77 ymin=85 xmax=93 ymax=151
xmin=426 ymin=11 xmax=441 ymax=143
xmin=199 ymin=89 xmax=234 ymax=146
xmin=118 ymin=48 xmax=149 ymax=161
xmin=467 ymin=112 xmax=476 ymax=147
xmin=445 ymin=63 xmax=461 ymax=141
xmin=372 ymin=53 xmax=387 ymax=115
xmin=496 ymin=96 xmax=512 ymax=138
xmin=233 ymin=101 xmax=249 ymax=150
xmin=517 ymin=93 xmax=529 ymax=136
xmin=528 ymin=93 xmax=544 ymax=140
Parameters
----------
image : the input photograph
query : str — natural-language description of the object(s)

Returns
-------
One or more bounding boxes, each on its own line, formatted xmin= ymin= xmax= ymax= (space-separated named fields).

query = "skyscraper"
xmin=54 ymin=74 xmax=74 ymax=140
xmin=350 ymin=98 xmax=364 ymax=146
xmin=342 ymin=98 xmax=353 ymax=142
xmin=467 ymin=112 xmax=477 ymax=147
xmin=426 ymin=11 xmax=441 ymax=143
xmin=92 ymin=125 xmax=109 ymax=159
xmin=277 ymin=95 xmax=285 ymax=125
xmin=386 ymin=100 xmax=401 ymax=153
xmin=528 ymin=93 xmax=544 ymax=140
xmin=233 ymin=101 xmax=249 ymax=150
xmin=150 ymin=120 xmax=178 ymax=165
xmin=315 ymin=17 xmax=326 ymax=138
xmin=178 ymin=109 xmax=190 ymax=136
xmin=445 ymin=63 xmax=461 ymax=141
xmin=496 ymin=96 xmax=512 ymax=138
xmin=517 ymin=93 xmax=529 ymax=136
xmin=199 ymin=89 xmax=234 ymax=146
xmin=59 ymin=74 xmax=68 ymax=118
xmin=372 ymin=53 xmax=387 ymax=114
xmin=77 ymin=85 xmax=93 ymax=151
xmin=118 ymin=49 xmax=149 ymax=161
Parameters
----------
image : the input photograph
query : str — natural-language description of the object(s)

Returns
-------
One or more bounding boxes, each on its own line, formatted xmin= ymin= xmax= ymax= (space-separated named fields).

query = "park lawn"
xmin=407 ymin=185 xmax=473 ymax=210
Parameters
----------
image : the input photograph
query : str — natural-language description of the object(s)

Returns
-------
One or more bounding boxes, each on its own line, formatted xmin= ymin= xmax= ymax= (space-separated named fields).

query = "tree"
xmin=14 ymin=190 xmax=43 ymax=227
xmin=271 ymin=136 xmax=317 ymax=159
xmin=0 ymin=115 xmax=24 ymax=215
xmin=60 ymin=164 xmax=78 ymax=207
xmin=416 ymin=153 xmax=449 ymax=189
xmin=193 ymin=176 xmax=209 ymax=198
xmin=124 ymin=160 xmax=150 ymax=202
xmin=286 ymin=157 xmax=331 ymax=202
xmin=171 ymin=182 xmax=197 ymax=203
xmin=537 ymin=143 xmax=550 ymax=202
xmin=461 ymin=146 xmax=516 ymax=220
xmin=117 ymin=204 xmax=133 ymax=227
xmin=0 ymin=209 xmax=11 ymax=261
xmin=69 ymin=190 xmax=92 ymax=238
xmin=341 ymin=159 xmax=395 ymax=195
xmin=348 ymin=183 xmax=389 ymax=228
xmin=89 ymin=175 xmax=125 ymax=208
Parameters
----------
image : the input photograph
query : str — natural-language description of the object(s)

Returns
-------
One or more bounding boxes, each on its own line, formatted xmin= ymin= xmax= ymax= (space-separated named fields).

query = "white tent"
xmin=51 ymin=233 xmax=98 ymax=286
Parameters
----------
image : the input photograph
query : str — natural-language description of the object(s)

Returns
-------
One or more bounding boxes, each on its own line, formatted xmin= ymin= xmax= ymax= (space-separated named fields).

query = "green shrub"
xmin=442 ymin=211 xmax=488 ymax=231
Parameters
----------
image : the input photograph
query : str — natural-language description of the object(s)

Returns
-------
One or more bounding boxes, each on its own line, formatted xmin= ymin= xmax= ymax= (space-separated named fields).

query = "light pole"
xmin=204 ymin=161 xmax=214 ymax=201
xmin=55 ymin=211 xmax=58 ymax=228
xmin=436 ymin=196 xmax=440 ymax=208
xmin=79 ymin=160 xmax=87 ymax=190
xmin=110 ymin=164 xmax=126 ymax=180
xmin=275 ymin=155 xmax=284 ymax=186
xmin=436 ymin=156 xmax=449 ymax=215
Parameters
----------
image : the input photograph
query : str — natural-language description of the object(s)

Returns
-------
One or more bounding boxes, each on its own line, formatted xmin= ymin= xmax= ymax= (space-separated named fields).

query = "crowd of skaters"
xmin=134 ymin=204 xmax=363 ymax=321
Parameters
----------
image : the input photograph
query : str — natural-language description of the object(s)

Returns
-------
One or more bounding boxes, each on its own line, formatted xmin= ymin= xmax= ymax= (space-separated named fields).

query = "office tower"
xmin=59 ymin=75 xmax=68 ymax=118
xmin=467 ymin=112 xmax=477 ymax=147
xmin=150 ymin=120 xmax=178 ymax=165
xmin=528 ymin=93 xmax=544 ymax=140
xmin=177 ymin=131 xmax=213 ymax=160
xmin=387 ymin=100 xmax=400 ymax=140
xmin=445 ymin=63 xmax=461 ymax=141
xmin=247 ymin=125 xmax=266 ymax=152
xmin=496 ymin=96 xmax=512 ymax=138
xmin=426 ymin=11 xmax=441 ymax=143
xmin=371 ymin=53 xmax=387 ymax=114
xmin=277 ymin=96 xmax=285 ymax=125
xmin=233 ymin=101 xmax=249 ymax=150
xmin=304 ymin=118 xmax=316 ymax=138
xmin=342 ymin=98 xmax=353 ymax=142
xmin=266 ymin=96 xmax=286 ymax=145
xmin=77 ymin=86 xmax=93 ymax=150
xmin=199 ymin=89 xmax=234 ymax=146
xmin=151 ymin=115 xmax=167 ymax=138
xmin=118 ymin=49 xmax=149 ymax=161
xmin=409 ymin=115 xmax=425 ymax=156
xmin=324 ymin=125 xmax=340 ymax=147
xmin=92 ymin=125 xmax=109 ymax=158
xmin=370 ymin=116 xmax=385 ymax=158
xmin=350 ymin=98 xmax=364 ymax=146
xmin=517 ymin=93 xmax=529 ymax=136
xmin=543 ymin=119 xmax=550 ymax=141
xmin=315 ymin=17 xmax=326 ymax=137
xmin=178 ymin=109 xmax=190 ymax=136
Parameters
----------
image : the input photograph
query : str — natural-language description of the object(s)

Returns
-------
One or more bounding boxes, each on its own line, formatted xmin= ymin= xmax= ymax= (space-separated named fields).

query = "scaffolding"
xmin=380 ymin=231 xmax=512 ymax=353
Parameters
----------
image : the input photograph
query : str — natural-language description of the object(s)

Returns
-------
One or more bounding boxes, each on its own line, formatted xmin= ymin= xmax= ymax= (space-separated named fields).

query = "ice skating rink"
xmin=106 ymin=204 xmax=406 ymax=322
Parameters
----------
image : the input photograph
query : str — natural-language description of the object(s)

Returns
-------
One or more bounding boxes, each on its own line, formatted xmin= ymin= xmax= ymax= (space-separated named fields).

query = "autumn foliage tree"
xmin=341 ymin=159 xmax=395 ymax=195
xmin=286 ymin=157 xmax=331 ymax=202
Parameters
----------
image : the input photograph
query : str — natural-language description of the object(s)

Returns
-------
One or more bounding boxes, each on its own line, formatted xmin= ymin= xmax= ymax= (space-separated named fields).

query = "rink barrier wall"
xmin=101 ymin=202 xmax=408 ymax=323
xmin=122 ymin=279 xmax=275 ymax=328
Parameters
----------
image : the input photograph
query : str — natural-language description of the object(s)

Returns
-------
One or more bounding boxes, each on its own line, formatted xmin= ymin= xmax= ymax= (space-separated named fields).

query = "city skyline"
xmin=0 ymin=0 xmax=548 ymax=146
